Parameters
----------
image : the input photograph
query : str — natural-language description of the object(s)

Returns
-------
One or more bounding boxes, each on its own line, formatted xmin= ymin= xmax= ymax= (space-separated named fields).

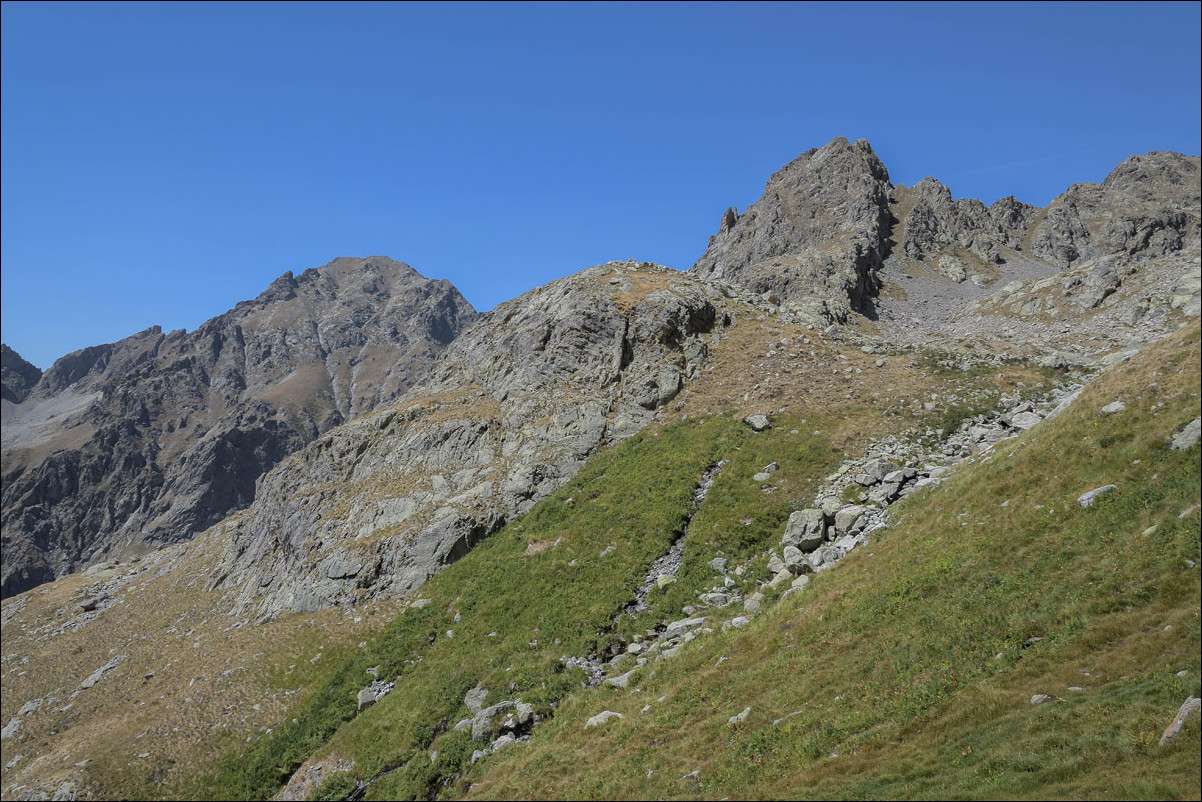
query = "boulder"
xmin=745 ymin=415 xmax=771 ymax=432
xmin=1077 ymin=485 xmax=1118 ymax=508
xmin=585 ymin=710 xmax=623 ymax=728
xmin=782 ymin=509 xmax=826 ymax=551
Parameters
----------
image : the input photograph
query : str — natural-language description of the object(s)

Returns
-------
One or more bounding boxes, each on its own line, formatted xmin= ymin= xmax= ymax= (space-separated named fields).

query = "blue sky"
xmin=2 ymin=1 xmax=1199 ymax=369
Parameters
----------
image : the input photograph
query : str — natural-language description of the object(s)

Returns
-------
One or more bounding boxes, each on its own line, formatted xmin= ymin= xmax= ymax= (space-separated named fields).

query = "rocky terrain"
xmin=0 ymin=139 xmax=1198 ymax=801
xmin=213 ymin=262 xmax=753 ymax=616
xmin=1 ymin=256 xmax=477 ymax=597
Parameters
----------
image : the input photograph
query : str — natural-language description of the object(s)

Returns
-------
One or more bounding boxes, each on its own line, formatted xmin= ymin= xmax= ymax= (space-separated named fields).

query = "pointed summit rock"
xmin=691 ymin=137 xmax=893 ymax=326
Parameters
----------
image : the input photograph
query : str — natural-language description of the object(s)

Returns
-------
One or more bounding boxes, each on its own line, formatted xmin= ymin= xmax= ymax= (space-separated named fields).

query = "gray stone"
xmin=1030 ymin=694 xmax=1056 ymax=705
xmin=782 ymin=545 xmax=807 ymax=573
xmin=1159 ymin=696 xmax=1201 ymax=747
xmin=833 ymin=505 xmax=869 ymax=535
xmin=357 ymin=680 xmax=394 ymax=712
xmin=604 ymin=670 xmax=637 ymax=689
xmin=1078 ymin=485 xmax=1118 ymax=508
xmin=782 ymin=509 xmax=826 ymax=552
xmin=1170 ymin=418 xmax=1201 ymax=451
xmin=766 ymin=552 xmax=787 ymax=575
xmin=745 ymin=415 xmax=771 ymax=432
xmin=491 ymin=733 xmax=517 ymax=751
xmin=728 ymin=707 xmax=751 ymax=726
xmin=699 ymin=592 xmax=735 ymax=607
xmin=0 ymin=718 xmax=20 ymax=740
xmin=1099 ymin=401 xmax=1127 ymax=416
xmin=1009 ymin=411 xmax=1043 ymax=430
xmin=465 ymin=687 xmax=489 ymax=713
xmin=708 ymin=557 xmax=728 ymax=573
xmin=585 ymin=710 xmax=623 ymax=728
xmin=664 ymin=617 xmax=706 ymax=639
xmin=722 ymin=616 xmax=750 ymax=630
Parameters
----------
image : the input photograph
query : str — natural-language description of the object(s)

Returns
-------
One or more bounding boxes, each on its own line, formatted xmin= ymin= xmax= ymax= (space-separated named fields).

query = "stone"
xmin=1078 ymin=485 xmax=1118 ymax=508
xmin=0 ymin=718 xmax=20 ymax=740
xmin=782 ymin=509 xmax=826 ymax=551
xmin=782 ymin=545 xmax=807 ymax=573
xmin=356 ymin=680 xmax=394 ymax=712
xmin=790 ymin=575 xmax=811 ymax=591
xmin=743 ymin=597 xmax=762 ymax=614
xmin=464 ymin=687 xmax=489 ymax=713
xmin=604 ymin=670 xmax=636 ymax=689
xmin=1170 ymin=418 xmax=1201 ymax=451
xmin=1159 ymin=697 xmax=1201 ymax=747
xmin=78 ymin=654 xmax=126 ymax=691
xmin=753 ymin=472 xmax=773 ymax=483
xmin=664 ymin=617 xmax=707 ymax=638
xmin=708 ymin=557 xmax=728 ymax=573
xmin=766 ymin=552 xmax=787 ymax=575
xmin=699 ymin=592 xmax=734 ymax=607
xmin=585 ymin=710 xmax=623 ymax=728
xmin=1009 ymin=411 xmax=1043 ymax=430
xmin=1099 ymin=401 xmax=1127 ymax=416
xmin=655 ymin=574 xmax=677 ymax=589
xmin=1030 ymin=694 xmax=1056 ymax=705
xmin=491 ymin=733 xmax=517 ymax=751
xmin=745 ymin=415 xmax=771 ymax=432
xmin=728 ymin=707 xmax=751 ymax=726
xmin=833 ymin=505 xmax=869 ymax=535
xmin=722 ymin=616 xmax=750 ymax=630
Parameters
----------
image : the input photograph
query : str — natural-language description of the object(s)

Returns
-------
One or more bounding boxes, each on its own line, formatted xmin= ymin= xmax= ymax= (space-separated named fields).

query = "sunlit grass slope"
xmin=466 ymin=322 xmax=1201 ymax=800
xmin=189 ymin=409 xmax=864 ymax=800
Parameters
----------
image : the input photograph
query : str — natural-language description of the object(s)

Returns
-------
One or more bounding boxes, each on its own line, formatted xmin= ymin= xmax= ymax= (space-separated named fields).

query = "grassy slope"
xmin=186 ymin=408 xmax=871 ymax=800
xmin=465 ymin=322 xmax=1201 ymax=800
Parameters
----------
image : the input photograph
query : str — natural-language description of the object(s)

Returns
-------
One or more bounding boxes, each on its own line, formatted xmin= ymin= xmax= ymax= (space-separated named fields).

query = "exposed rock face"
xmin=214 ymin=261 xmax=743 ymax=616
xmin=1031 ymin=152 xmax=1201 ymax=268
xmin=1 ymin=345 xmax=42 ymax=404
xmin=1 ymin=256 xmax=477 ymax=598
xmin=690 ymin=137 xmax=893 ymax=326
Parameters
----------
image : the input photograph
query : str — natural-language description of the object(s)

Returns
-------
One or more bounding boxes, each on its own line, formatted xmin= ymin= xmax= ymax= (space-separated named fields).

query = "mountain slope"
xmin=1 ymin=141 xmax=1199 ymax=801
xmin=1 ymin=256 xmax=477 ymax=598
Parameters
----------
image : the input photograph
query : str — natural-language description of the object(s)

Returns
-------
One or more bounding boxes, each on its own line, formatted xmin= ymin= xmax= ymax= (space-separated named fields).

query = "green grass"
xmin=464 ymin=323 xmax=1201 ymax=800
xmin=184 ymin=413 xmax=846 ymax=800
xmin=186 ymin=324 xmax=1200 ymax=801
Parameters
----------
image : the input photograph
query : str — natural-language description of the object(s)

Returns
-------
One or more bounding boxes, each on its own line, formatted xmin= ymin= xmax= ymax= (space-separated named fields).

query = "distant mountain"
xmin=0 ymin=256 xmax=478 ymax=597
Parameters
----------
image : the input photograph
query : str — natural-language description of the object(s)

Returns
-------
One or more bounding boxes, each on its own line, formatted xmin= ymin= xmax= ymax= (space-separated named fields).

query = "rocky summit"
xmin=0 ymin=140 xmax=1198 ymax=802
xmin=1 ymin=256 xmax=477 ymax=598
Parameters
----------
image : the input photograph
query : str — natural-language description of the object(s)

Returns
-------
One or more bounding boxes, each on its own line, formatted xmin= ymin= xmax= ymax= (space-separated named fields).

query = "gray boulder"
xmin=782 ymin=509 xmax=826 ymax=551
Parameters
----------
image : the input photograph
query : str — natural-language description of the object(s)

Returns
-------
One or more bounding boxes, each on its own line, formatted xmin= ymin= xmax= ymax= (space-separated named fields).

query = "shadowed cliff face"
xmin=0 ymin=345 xmax=42 ymax=404
xmin=214 ymin=261 xmax=750 ymax=616
xmin=0 ymin=256 xmax=478 ymax=598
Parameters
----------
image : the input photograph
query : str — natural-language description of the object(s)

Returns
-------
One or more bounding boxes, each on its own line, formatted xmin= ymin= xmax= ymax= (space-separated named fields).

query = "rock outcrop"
xmin=0 ymin=345 xmax=42 ymax=405
xmin=1 ymin=256 xmax=477 ymax=597
xmin=214 ymin=261 xmax=744 ymax=616
xmin=690 ymin=137 xmax=893 ymax=326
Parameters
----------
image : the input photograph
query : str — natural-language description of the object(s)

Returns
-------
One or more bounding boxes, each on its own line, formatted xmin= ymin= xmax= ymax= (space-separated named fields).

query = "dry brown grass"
xmin=0 ymin=528 xmax=400 ymax=800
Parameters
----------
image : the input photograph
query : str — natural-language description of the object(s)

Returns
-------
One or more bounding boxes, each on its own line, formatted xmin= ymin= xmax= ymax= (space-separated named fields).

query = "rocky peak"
xmin=1 ymin=256 xmax=478 ymax=598
xmin=691 ymin=136 xmax=893 ymax=325
xmin=1102 ymin=151 xmax=1202 ymax=204
xmin=215 ymin=261 xmax=747 ymax=615
xmin=0 ymin=345 xmax=42 ymax=404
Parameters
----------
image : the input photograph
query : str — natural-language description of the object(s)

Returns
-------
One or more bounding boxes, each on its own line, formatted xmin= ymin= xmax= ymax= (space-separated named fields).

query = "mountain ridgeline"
xmin=2 ymin=138 xmax=1199 ymax=609
xmin=1 ymin=257 xmax=477 ymax=598
xmin=0 ymin=138 xmax=1198 ymax=802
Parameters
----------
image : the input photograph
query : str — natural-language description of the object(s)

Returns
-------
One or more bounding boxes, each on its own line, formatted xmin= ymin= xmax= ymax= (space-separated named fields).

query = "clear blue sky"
xmin=3 ymin=1 xmax=1199 ymax=369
